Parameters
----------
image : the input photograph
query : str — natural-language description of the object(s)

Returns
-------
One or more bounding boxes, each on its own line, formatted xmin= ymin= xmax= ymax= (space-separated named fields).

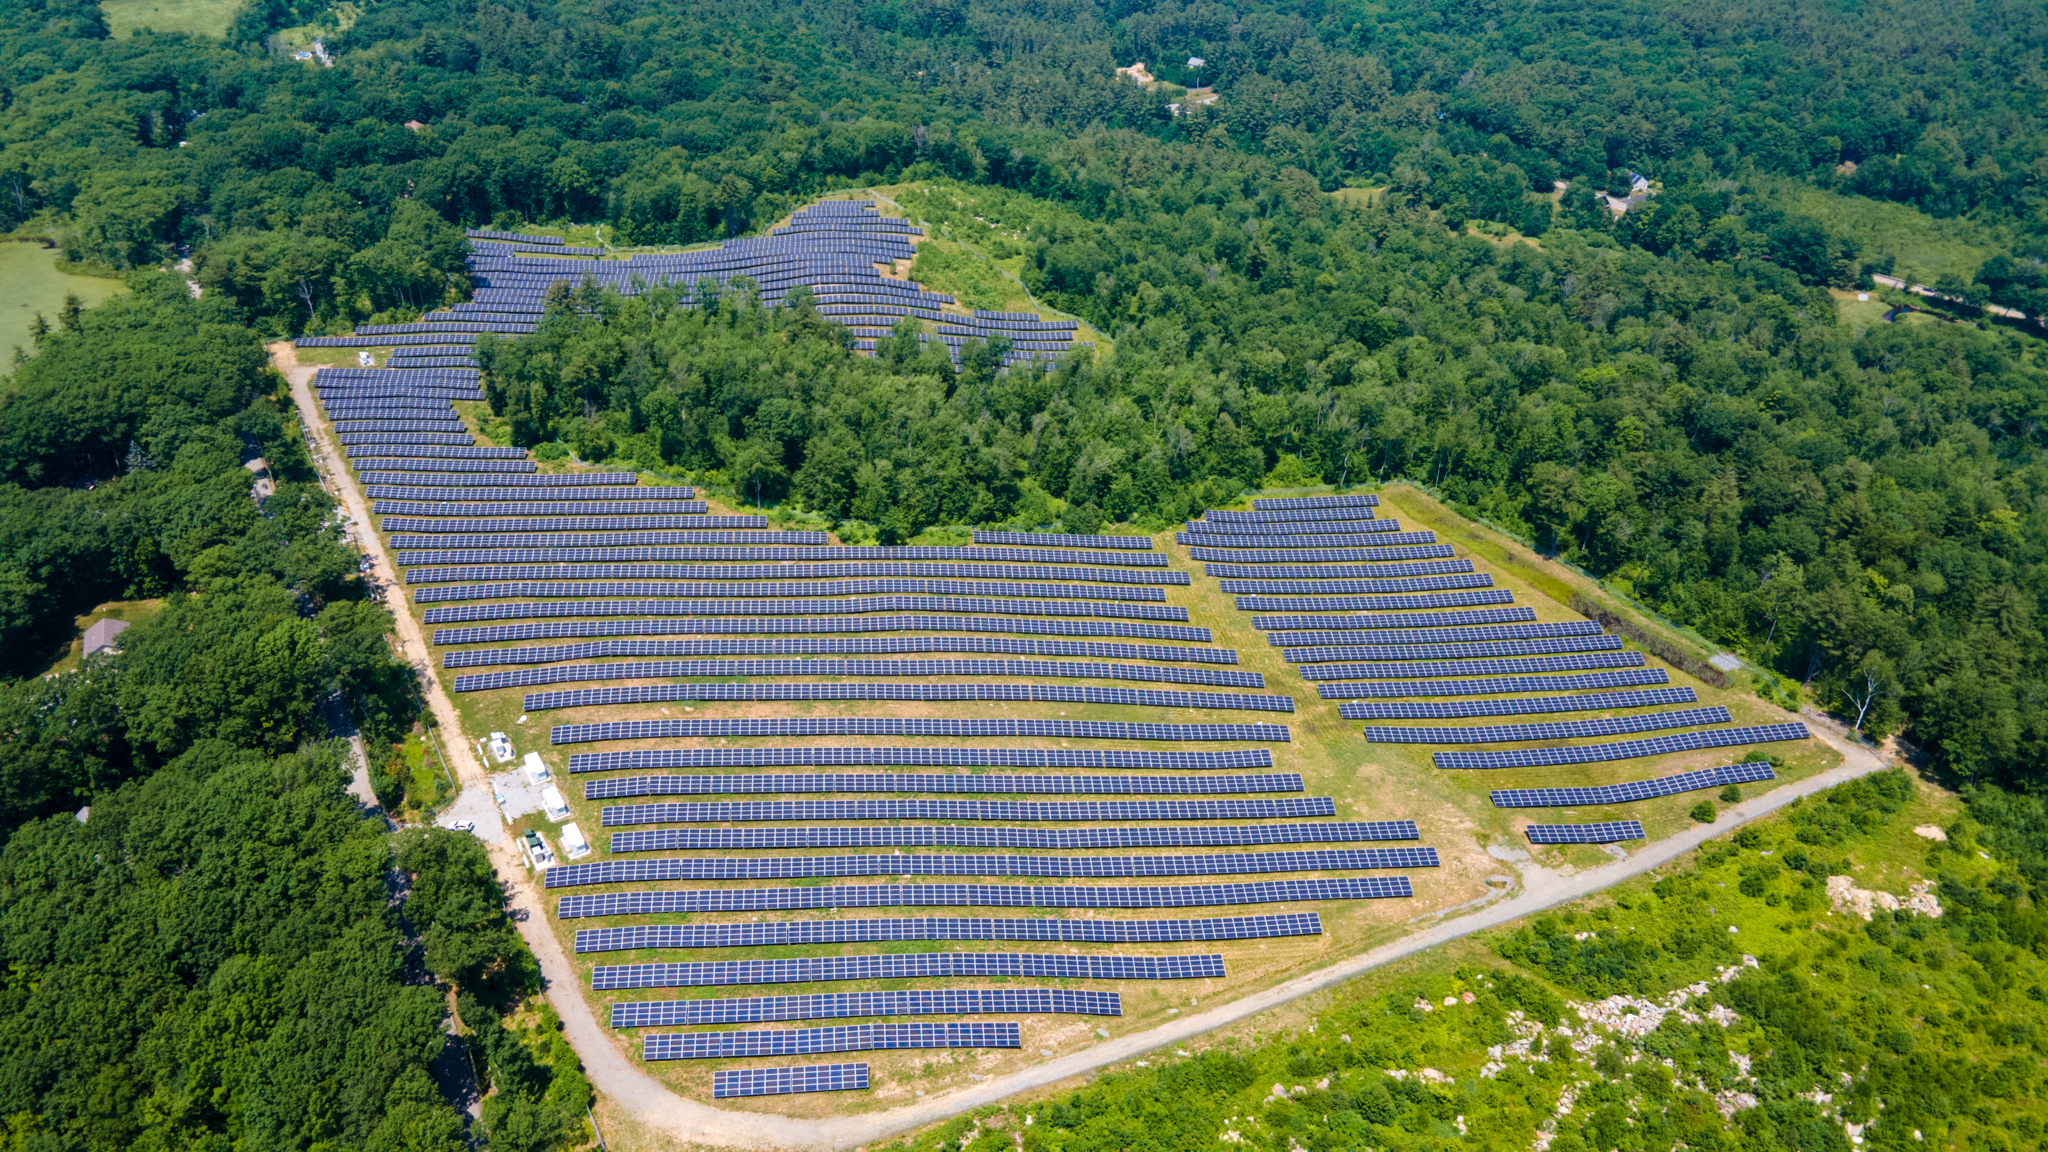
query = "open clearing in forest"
xmin=0 ymin=244 xmax=125 ymax=359
xmin=100 ymin=0 xmax=238 ymax=38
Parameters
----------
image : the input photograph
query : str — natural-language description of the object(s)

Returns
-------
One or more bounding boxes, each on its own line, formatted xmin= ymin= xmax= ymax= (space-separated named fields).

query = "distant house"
xmin=82 ymin=618 xmax=129 ymax=657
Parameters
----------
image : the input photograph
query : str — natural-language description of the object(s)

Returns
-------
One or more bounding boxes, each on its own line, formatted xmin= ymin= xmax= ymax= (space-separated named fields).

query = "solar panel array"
xmin=1365 ymin=706 xmax=1731 ymax=744
xmin=447 ymin=638 xmax=1235 ymax=667
xmin=311 ymin=216 xmax=1457 ymax=1071
xmin=582 ymin=771 xmax=1303 ymax=798
xmin=712 ymin=1063 xmax=868 ymax=1098
xmin=547 ymin=847 xmax=1437 ymax=887
xmin=1307 ymin=655 xmax=1646 ymax=684
xmin=643 ymin=1022 xmax=1020 ymax=1061
xmin=432 ymin=617 xmax=1213 ymax=643
xmin=521 ymin=684 xmax=1295 ymax=713
xmin=575 ymin=913 xmax=1326 ymax=952
xmin=613 ymin=988 xmax=1121 ymax=1027
xmin=605 ymin=822 xmax=1420 ymax=852
xmin=596 ymin=798 xmax=1338 ymax=826
xmin=1526 ymin=821 xmax=1647 ymax=844
xmin=592 ymin=953 xmax=1226 ymax=990
xmin=1490 ymin=761 xmax=1779 ymax=808
xmin=567 ymin=747 xmax=1272 ymax=772
xmin=1438 ymin=723 xmax=1810 ymax=769
xmin=552 ymin=719 xmax=1292 ymax=743
xmin=1340 ymin=687 xmax=1699 ymax=720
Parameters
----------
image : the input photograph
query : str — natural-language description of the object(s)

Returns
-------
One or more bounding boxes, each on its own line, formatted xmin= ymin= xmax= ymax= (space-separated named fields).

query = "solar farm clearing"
xmin=295 ymin=202 xmax=1840 ymax=1115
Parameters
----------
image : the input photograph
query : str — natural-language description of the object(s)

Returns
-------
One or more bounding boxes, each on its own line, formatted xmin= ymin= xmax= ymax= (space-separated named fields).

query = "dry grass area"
xmin=328 ymin=446 xmax=1839 ymax=1115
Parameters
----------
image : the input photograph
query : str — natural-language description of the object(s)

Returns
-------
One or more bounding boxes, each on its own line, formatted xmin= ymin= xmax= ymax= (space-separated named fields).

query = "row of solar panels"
xmin=604 ymin=822 xmax=1417 ymax=852
xmin=549 ymin=847 xmax=1438 ymax=887
xmin=1492 ymin=761 xmax=1779 ymax=807
xmin=393 ymin=544 xmax=1170 ymax=565
xmin=553 ymin=719 xmax=1290 ymax=743
xmin=591 ymin=952 xmax=1226 ymax=990
xmin=417 ymin=598 xmax=1195 ymax=623
xmin=347 ymin=446 xmax=527 ymax=460
xmin=644 ymin=1022 xmax=1016 ymax=1061
xmin=376 ymin=501 xmax=712 ymax=516
xmin=583 ymin=770 xmax=1301 ymax=798
xmin=1270 ymin=621 xmax=1598 ymax=646
xmin=1226 ymin=574 xmax=1496 ymax=595
xmin=446 ymin=638 xmax=1234 ymax=667
xmin=409 ymin=563 xmax=1189 ymax=585
xmin=567 ymin=748 xmax=1275 ymax=772
xmin=575 ymin=912 xmax=1326 ymax=952
xmin=1365 ymin=706 xmax=1731 ymax=744
xmin=559 ymin=877 xmax=1413 ymax=916
xmin=597 ymin=797 xmax=1335 ymax=827
xmin=362 ymin=472 xmax=654 ymax=487
xmin=1445 ymin=724 xmax=1810 ymax=770
xmin=389 ymin=523 xmax=822 ymax=537
xmin=431 ymin=618 xmax=1215 ymax=644
xmin=415 ymin=579 xmax=1172 ymax=603
xmin=449 ymin=657 xmax=1263 ymax=691
xmin=520 ymin=684 xmax=1296 ymax=713
xmin=714 ymin=1063 xmax=866 ymax=1098
xmin=1342 ymin=686 xmax=1698 ymax=720
xmin=614 ymin=988 xmax=1121 ymax=1028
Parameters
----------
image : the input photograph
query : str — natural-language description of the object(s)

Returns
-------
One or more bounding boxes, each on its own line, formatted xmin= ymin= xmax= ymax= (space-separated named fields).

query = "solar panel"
xmin=392 ymin=544 xmax=1170 ymax=567
xmin=608 ymin=822 xmax=1418 ymax=852
xmin=1267 ymin=622 xmax=1599 ymax=646
xmin=567 ymin=748 xmax=1272 ymax=772
xmin=1181 ymin=533 xmax=1441 ymax=550
xmin=643 ymin=1022 xmax=1019 ymax=1061
xmin=1232 ymin=591 xmax=1515 ymax=612
xmin=433 ymin=617 xmax=1214 ymax=644
xmin=553 ymin=719 xmax=1291 ymax=744
xmin=613 ymin=989 xmax=1121 ymax=1028
xmin=1525 ymin=821 xmax=1646 ymax=844
xmin=712 ymin=1063 xmax=870 ymax=1098
xmin=1224 ymin=575 xmax=1495 ymax=596
xmin=548 ymin=847 xmax=1438 ymax=887
xmin=1200 ymin=508 xmax=1380 ymax=524
xmin=1189 ymin=547 xmax=1450 ymax=564
xmin=419 ymin=597 xmax=1191 ymax=624
xmin=584 ymin=772 xmax=1302 ymax=798
xmin=447 ymin=639 xmax=1235 ymax=668
xmin=1251 ymin=608 xmax=1539 ymax=631
xmin=416 ymin=580 xmax=1167 ymax=604
xmin=972 ymin=531 xmax=1152 ymax=550
xmin=1489 ymin=760 xmax=1780 ymax=808
xmin=1365 ymin=706 xmax=1731 ymax=743
xmin=1209 ymin=561 xmax=1472 ymax=581
xmin=449 ymin=658 xmax=1259 ymax=692
xmin=387 ymin=523 xmax=822 ymax=539
xmin=597 ymin=797 xmax=1337 ymax=826
xmin=1317 ymin=669 xmax=1670 ymax=698
xmin=1312 ymin=655 xmax=1646 ymax=688
xmin=1208 ymin=547 xmax=1460 ymax=568
xmin=1251 ymin=495 xmax=1379 ymax=509
xmin=592 ymin=953 xmax=1227 ymax=990
xmin=1290 ymin=637 xmax=1622 ymax=664
xmin=408 ymin=562 xmax=1187 ymax=586
xmin=1439 ymin=723 xmax=1810 ymax=769
xmin=1339 ymin=687 xmax=1698 ymax=719
xmin=524 ymin=684 xmax=1294 ymax=713
xmin=575 ymin=913 xmax=1326 ymax=952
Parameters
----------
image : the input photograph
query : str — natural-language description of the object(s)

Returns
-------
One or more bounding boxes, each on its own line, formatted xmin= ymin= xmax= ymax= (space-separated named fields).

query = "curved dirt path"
xmin=275 ymin=346 xmax=1894 ymax=1150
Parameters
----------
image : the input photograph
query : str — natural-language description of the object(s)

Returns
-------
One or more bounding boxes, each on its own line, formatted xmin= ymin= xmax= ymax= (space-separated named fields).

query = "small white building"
xmin=560 ymin=822 xmax=591 ymax=859
xmin=523 ymin=751 xmax=550 ymax=784
xmin=541 ymin=784 xmax=571 ymax=823
xmin=487 ymin=732 xmax=515 ymax=763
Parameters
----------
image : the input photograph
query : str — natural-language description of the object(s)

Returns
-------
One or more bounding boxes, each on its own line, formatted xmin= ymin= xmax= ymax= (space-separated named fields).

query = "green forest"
xmin=3 ymin=0 xmax=2048 ymax=1147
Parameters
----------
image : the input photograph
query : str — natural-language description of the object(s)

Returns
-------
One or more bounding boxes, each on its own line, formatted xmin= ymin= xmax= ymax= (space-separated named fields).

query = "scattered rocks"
xmin=1912 ymin=825 xmax=1947 ymax=841
xmin=1827 ymin=875 xmax=1944 ymax=920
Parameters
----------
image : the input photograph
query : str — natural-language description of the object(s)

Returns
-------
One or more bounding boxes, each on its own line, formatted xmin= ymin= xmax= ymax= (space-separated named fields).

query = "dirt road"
xmin=274 ymin=345 xmax=1897 ymax=1150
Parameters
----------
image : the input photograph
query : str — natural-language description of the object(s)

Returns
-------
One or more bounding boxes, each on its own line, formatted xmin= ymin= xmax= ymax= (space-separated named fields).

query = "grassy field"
xmin=100 ymin=0 xmax=238 ymax=38
xmin=1755 ymin=176 xmax=2006 ymax=284
xmin=0 ymin=243 xmax=126 ymax=359
xmin=314 ymin=377 xmax=1840 ymax=1119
